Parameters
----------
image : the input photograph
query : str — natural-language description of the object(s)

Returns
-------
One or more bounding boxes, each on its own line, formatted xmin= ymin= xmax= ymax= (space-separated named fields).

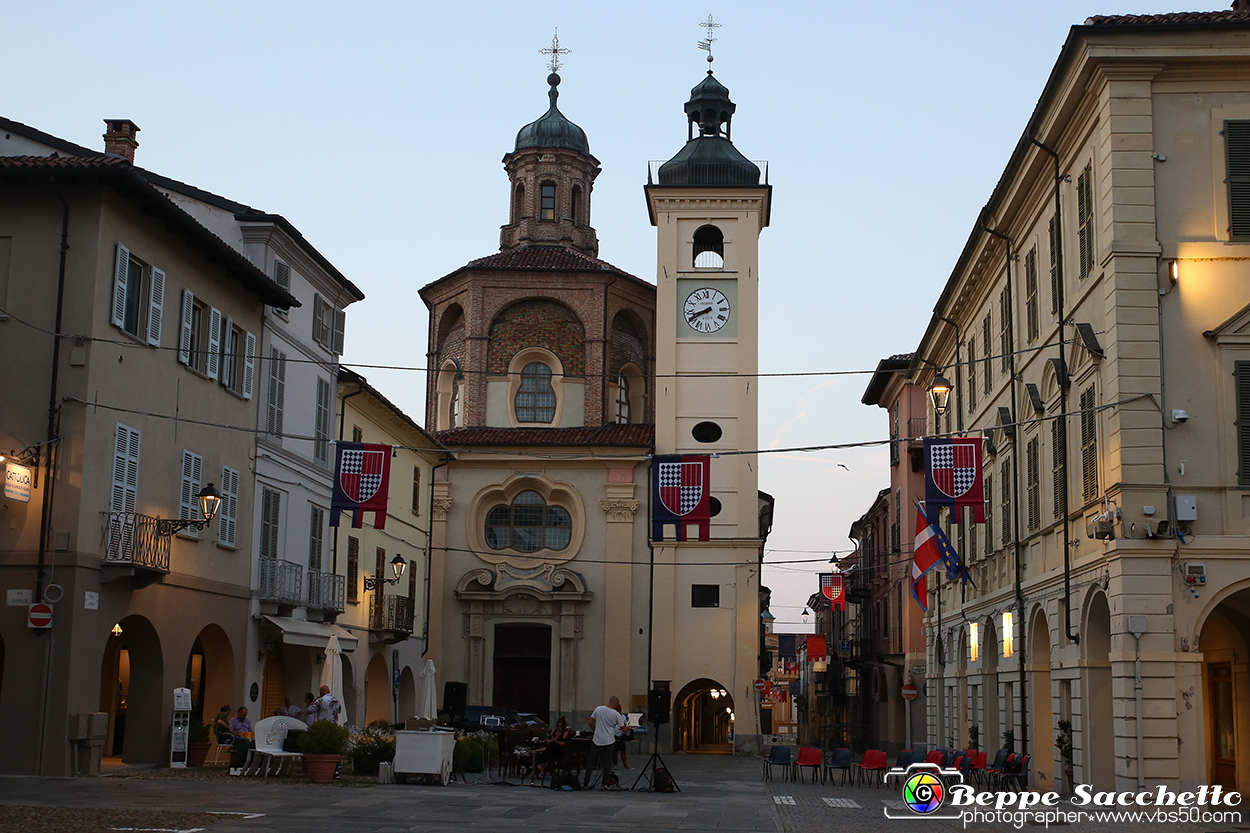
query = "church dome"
xmin=514 ymin=73 xmax=590 ymax=155
xmin=657 ymin=69 xmax=759 ymax=186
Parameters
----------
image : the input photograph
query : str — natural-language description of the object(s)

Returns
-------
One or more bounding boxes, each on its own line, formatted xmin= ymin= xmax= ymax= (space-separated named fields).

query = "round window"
xmin=709 ymin=497 xmax=722 ymax=517
xmin=692 ymin=421 xmax=722 ymax=443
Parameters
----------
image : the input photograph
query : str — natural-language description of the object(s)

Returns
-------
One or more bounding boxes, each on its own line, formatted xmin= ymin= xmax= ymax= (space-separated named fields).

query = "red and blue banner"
xmin=820 ymin=572 xmax=846 ymax=612
xmin=924 ymin=437 xmax=985 ymax=523
xmin=650 ymin=454 xmax=711 ymax=541
xmin=331 ymin=442 xmax=392 ymax=530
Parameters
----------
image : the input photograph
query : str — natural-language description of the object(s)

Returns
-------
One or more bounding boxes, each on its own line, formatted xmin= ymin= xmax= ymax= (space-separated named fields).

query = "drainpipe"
xmin=1127 ymin=615 xmax=1147 ymax=789
xmin=333 ymin=379 xmax=364 ymax=575
xmin=420 ymin=454 xmax=452 ymax=658
xmin=1030 ymin=136 xmax=1078 ymax=646
xmin=981 ymin=214 xmax=1029 ymax=764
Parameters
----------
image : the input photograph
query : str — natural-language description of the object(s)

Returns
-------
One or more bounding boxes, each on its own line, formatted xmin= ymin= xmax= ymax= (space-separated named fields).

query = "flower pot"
xmin=1063 ymin=765 xmax=1074 ymax=795
xmin=305 ymin=753 xmax=340 ymax=783
xmin=187 ymin=742 xmax=212 ymax=768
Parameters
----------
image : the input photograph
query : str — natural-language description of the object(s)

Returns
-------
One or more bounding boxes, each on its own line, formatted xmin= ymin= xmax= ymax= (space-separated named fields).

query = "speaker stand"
xmin=630 ymin=723 xmax=680 ymax=792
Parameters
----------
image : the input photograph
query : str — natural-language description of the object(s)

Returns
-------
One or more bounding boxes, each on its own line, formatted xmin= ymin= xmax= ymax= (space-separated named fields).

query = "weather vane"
xmin=540 ymin=29 xmax=571 ymax=74
xmin=697 ymin=14 xmax=721 ymax=63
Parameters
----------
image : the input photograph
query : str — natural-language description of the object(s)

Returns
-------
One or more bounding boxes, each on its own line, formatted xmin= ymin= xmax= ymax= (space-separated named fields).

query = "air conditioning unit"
xmin=1183 ymin=562 xmax=1206 ymax=587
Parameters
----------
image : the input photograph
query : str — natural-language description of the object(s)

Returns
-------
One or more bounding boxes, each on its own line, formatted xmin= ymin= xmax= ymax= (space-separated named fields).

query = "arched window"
xmin=516 ymin=362 xmax=556 ymax=423
xmin=693 ymin=224 xmax=725 ymax=269
xmin=485 ymin=490 xmax=572 ymax=552
xmin=449 ymin=381 xmax=462 ymax=428
xmin=614 ymin=374 xmax=630 ymax=424
xmin=513 ymin=184 xmax=525 ymax=223
xmin=540 ymin=183 xmax=556 ymax=221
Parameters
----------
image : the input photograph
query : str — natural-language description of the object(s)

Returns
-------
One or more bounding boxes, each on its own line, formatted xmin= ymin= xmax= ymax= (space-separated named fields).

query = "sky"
xmin=4 ymin=0 xmax=1196 ymax=630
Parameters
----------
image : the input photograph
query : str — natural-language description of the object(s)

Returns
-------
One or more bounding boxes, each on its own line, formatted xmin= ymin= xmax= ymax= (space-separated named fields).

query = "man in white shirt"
xmin=584 ymin=696 xmax=627 ymax=788
xmin=308 ymin=684 xmax=342 ymax=723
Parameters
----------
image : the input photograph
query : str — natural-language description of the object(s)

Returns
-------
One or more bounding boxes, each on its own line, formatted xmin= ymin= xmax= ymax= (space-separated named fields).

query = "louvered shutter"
xmin=348 ymin=536 xmax=359 ymax=602
xmin=1080 ymin=386 xmax=1098 ymax=500
xmin=1227 ymin=122 xmax=1250 ymax=238
xmin=204 ymin=307 xmax=222 ymax=380
xmin=332 ymin=308 xmax=345 ymax=355
xmin=1000 ymin=460 xmax=1011 ymax=545
xmin=242 ymin=331 xmax=257 ymax=400
xmin=221 ymin=316 xmax=235 ymax=389
xmin=312 ymin=293 xmax=323 ymax=344
xmin=1025 ymin=248 xmax=1039 ymax=343
xmin=178 ymin=289 xmax=195 ymax=365
xmin=314 ymin=377 xmax=331 ymax=464
xmin=1238 ymin=363 xmax=1250 ymax=485
xmin=1048 ymin=217 xmax=1060 ymax=315
xmin=1052 ymin=417 xmax=1066 ymax=519
xmin=219 ymin=465 xmax=239 ymax=547
xmin=982 ymin=315 xmax=991 ymax=396
xmin=1077 ymin=164 xmax=1095 ymax=279
xmin=274 ymin=261 xmax=290 ymax=291
xmin=999 ymin=289 xmax=1010 ymax=376
xmin=179 ymin=450 xmax=204 ymax=536
xmin=984 ymin=473 xmax=993 ymax=554
xmin=267 ymin=348 xmax=286 ymax=437
xmin=111 ymin=423 xmax=140 ymax=514
xmin=146 ymin=266 xmax=165 ymax=346
xmin=112 ymin=244 xmax=130 ymax=328
xmin=308 ymin=506 xmax=324 ymax=571
xmin=260 ymin=488 xmax=281 ymax=560
xmin=1027 ymin=437 xmax=1040 ymax=531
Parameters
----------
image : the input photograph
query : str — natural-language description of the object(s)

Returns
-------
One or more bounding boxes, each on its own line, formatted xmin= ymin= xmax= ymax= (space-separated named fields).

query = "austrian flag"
xmin=331 ymin=442 xmax=393 ymax=530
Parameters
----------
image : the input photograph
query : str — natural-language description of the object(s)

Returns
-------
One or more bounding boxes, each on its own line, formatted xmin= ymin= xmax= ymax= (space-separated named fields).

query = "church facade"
xmin=420 ymin=62 xmax=772 ymax=754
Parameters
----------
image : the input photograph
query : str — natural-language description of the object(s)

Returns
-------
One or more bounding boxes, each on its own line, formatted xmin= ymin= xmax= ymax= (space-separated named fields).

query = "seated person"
xmin=538 ymin=716 xmax=572 ymax=774
xmin=229 ymin=706 xmax=253 ymax=744
xmin=212 ymin=705 xmax=233 ymax=743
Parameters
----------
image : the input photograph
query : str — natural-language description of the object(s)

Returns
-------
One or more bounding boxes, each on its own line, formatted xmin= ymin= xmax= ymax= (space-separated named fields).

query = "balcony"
xmin=307 ymin=570 xmax=345 ymax=614
xmin=372 ymin=595 xmax=414 ymax=634
xmin=907 ymin=417 xmax=928 ymax=445
xmin=104 ymin=512 xmax=170 ymax=573
xmin=258 ymin=558 xmax=302 ymax=606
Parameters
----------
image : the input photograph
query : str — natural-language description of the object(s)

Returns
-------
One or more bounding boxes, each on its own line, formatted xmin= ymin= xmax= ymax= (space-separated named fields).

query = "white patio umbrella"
xmin=416 ymin=658 xmax=438 ymax=721
xmin=319 ymin=634 xmax=346 ymax=725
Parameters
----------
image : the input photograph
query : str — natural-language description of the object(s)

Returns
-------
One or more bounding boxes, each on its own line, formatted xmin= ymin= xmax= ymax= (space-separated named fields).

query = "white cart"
xmin=393 ymin=729 xmax=456 ymax=785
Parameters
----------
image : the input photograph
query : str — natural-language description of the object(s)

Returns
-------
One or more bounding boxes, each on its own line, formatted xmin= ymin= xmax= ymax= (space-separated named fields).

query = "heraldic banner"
xmin=924 ymin=436 xmax=985 ymax=523
xmin=650 ymin=454 xmax=711 ymax=541
xmin=331 ymin=442 xmax=392 ymax=530
xmin=820 ymin=572 xmax=846 ymax=612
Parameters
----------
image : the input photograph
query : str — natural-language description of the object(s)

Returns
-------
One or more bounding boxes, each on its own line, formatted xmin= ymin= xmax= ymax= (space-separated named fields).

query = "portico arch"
xmin=1196 ymin=584 xmax=1250 ymax=793
xmin=1029 ymin=606 xmax=1054 ymax=790
xmin=99 ymin=615 xmax=164 ymax=763
xmin=1081 ymin=589 xmax=1115 ymax=790
xmin=674 ymin=677 xmax=734 ymax=753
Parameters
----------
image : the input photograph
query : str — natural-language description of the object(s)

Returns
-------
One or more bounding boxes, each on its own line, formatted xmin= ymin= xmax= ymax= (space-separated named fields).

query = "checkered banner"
xmin=820 ymin=573 xmax=846 ymax=612
xmin=924 ymin=437 xmax=985 ymax=523
xmin=651 ymin=455 xmax=710 ymax=541
xmin=331 ymin=442 xmax=393 ymax=530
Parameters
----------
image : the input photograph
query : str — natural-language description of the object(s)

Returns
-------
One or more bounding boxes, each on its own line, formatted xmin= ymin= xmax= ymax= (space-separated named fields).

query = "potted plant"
xmin=349 ymin=720 xmax=397 ymax=776
xmin=1055 ymin=720 xmax=1075 ymax=794
xmin=299 ymin=719 xmax=350 ymax=783
xmin=968 ymin=723 xmax=980 ymax=752
xmin=1003 ymin=728 xmax=1015 ymax=754
xmin=187 ymin=721 xmax=212 ymax=767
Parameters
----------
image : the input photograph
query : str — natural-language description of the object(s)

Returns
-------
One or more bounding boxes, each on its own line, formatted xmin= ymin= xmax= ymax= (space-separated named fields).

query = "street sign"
xmin=28 ymin=603 xmax=53 ymax=628
xmin=753 ymin=679 xmax=767 ymax=692
xmin=901 ymin=683 xmax=919 ymax=701
xmin=5 ymin=463 xmax=32 ymax=503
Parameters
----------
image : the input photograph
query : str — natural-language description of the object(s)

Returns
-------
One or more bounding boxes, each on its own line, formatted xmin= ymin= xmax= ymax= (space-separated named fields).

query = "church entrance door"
xmin=492 ymin=624 xmax=551 ymax=716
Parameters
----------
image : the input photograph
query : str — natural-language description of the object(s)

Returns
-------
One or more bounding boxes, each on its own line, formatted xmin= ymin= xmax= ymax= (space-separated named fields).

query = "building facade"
xmin=909 ymin=10 xmax=1250 ymax=794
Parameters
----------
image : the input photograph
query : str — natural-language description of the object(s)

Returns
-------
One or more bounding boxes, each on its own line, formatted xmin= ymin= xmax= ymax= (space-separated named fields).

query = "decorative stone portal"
xmin=455 ymin=566 xmax=591 ymax=720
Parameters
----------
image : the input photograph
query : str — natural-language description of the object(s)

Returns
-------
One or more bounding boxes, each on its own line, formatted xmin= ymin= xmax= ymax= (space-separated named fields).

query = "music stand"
xmin=630 ymin=719 xmax=680 ymax=792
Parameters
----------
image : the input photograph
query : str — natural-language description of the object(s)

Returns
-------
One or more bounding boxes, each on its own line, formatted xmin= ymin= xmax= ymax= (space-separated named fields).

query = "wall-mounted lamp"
xmin=111 ymin=623 xmax=123 ymax=637
xmin=969 ymin=621 xmax=980 ymax=662
xmin=801 ymin=608 xmax=811 ymax=625
xmin=1169 ymin=259 xmax=1179 ymax=285
xmin=156 ymin=484 xmax=222 ymax=537
xmin=259 ymin=634 xmax=278 ymax=661
xmin=363 ymin=554 xmax=407 ymax=591
xmin=928 ymin=373 xmax=953 ymax=418
xmin=1002 ymin=610 xmax=1015 ymax=658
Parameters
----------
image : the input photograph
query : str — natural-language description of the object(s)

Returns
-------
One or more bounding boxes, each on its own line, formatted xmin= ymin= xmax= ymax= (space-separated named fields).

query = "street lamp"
xmin=801 ymin=608 xmax=811 ymax=625
xmin=928 ymin=373 xmax=953 ymax=418
xmin=156 ymin=484 xmax=222 ymax=537
xmin=363 ymin=554 xmax=407 ymax=591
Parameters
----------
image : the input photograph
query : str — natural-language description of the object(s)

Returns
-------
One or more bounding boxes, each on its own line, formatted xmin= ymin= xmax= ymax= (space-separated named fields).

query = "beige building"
xmin=0 ymin=145 xmax=294 ymax=774
xmin=328 ymin=368 xmax=446 ymax=726
xmin=911 ymin=8 xmax=1250 ymax=794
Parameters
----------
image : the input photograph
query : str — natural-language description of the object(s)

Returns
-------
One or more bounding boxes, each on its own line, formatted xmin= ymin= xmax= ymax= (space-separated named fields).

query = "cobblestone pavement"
xmin=2 ymin=760 xmax=1247 ymax=833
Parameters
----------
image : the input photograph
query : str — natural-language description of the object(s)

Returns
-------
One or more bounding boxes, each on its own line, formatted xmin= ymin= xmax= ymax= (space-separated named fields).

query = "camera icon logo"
xmin=883 ymin=762 xmax=966 ymax=820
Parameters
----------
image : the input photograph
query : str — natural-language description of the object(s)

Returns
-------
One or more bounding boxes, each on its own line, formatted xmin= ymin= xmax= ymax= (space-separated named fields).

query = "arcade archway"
xmin=674 ymin=678 xmax=734 ymax=754
xmin=1199 ymin=585 xmax=1250 ymax=792
xmin=1029 ymin=608 xmax=1054 ymax=790
xmin=1082 ymin=591 xmax=1115 ymax=790
xmin=399 ymin=666 xmax=417 ymax=722
xmin=365 ymin=652 xmax=391 ymax=725
xmin=99 ymin=615 xmax=163 ymax=763
xmin=185 ymin=624 xmax=235 ymax=723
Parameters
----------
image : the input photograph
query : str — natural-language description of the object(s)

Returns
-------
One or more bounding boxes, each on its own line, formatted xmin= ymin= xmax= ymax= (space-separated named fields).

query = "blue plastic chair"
xmin=822 ymin=747 xmax=854 ymax=786
xmin=763 ymin=745 xmax=792 ymax=781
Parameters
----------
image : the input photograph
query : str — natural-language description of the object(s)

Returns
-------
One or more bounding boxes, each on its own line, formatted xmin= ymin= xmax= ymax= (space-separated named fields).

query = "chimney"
xmin=102 ymin=119 xmax=140 ymax=163
xmin=1235 ymin=0 xmax=1250 ymax=11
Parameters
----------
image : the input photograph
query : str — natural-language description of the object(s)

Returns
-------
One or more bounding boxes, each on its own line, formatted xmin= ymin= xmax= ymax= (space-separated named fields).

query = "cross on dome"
xmin=697 ymin=14 xmax=721 ymax=63
xmin=540 ymin=28 xmax=571 ymax=74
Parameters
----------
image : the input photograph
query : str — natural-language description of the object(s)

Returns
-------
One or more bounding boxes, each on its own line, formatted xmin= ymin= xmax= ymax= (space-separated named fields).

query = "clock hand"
xmin=688 ymin=306 xmax=713 ymax=320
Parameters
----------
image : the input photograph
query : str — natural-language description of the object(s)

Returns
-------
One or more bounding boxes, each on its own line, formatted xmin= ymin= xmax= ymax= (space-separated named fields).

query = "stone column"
xmin=427 ymin=485 xmax=452 ymax=674
xmin=601 ymin=474 xmax=638 ymax=705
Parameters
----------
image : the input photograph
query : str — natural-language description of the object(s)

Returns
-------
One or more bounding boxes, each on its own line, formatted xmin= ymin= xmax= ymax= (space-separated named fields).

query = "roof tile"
xmin=465 ymin=246 xmax=638 ymax=278
xmin=0 ymin=154 xmax=131 ymax=169
xmin=1085 ymin=10 xmax=1250 ymax=25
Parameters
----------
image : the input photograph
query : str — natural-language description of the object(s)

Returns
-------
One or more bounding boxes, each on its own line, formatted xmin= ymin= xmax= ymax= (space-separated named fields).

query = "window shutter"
xmin=1227 ymin=122 xmax=1250 ymax=238
xmin=309 ymin=506 xmax=324 ymax=571
xmin=1027 ymin=436 xmax=1040 ymax=531
xmin=178 ymin=288 xmax=195 ymax=365
xmin=312 ymin=293 xmax=323 ymax=344
xmin=1051 ymin=417 xmax=1066 ymax=520
xmin=412 ymin=466 xmax=421 ymax=515
xmin=1025 ymin=247 xmax=1039 ymax=343
xmin=999 ymin=288 xmax=1011 ymax=376
xmin=967 ymin=340 xmax=977 ymax=410
xmin=348 ymin=536 xmax=359 ymax=602
xmin=314 ymin=377 xmax=331 ymax=463
xmin=984 ymin=473 xmax=993 ymax=554
xmin=267 ymin=347 xmax=286 ymax=436
xmin=111 ymin=423 xmax=141 ymax=514
xmin=260 ymin=488 xmax=281 ymax=560
xmin=146 ymin=266 xmax=165 ymax=346
xmin=1048 ymin=216 xmax=1060 ymax=315
xmin=332 ymin=308 xmax=346 ymax=355
xmin=205 ymin=307 xmax=222 ymax=380
xmin=274 ymin=261 xmax=291 ymax=291
xmin=1080 ymin=386 xmax=1098 ymax=501
xmin=221 ymin=315 xmax=235 ymax=389
xmin=242 ymin=331 xmax=256 ymax=400
xmin=112 ymin=243 xmax=130 ymax=328
xmin=1000 ymin=460 xmax=1011 ymax=546
xmin=1077 ymin=163 xmax=1095 ymax=279
xmin=981 ymin=315 xmax=991 ymax=396
xmin=179 ymin=449 xmax=204 ymax=533
xmin=219 ymin=465 xmax=239 ymax=547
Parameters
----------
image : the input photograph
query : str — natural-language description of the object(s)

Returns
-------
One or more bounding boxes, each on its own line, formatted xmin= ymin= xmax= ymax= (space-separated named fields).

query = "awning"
xmin=263 ymin=615 xmax=358 ymax=652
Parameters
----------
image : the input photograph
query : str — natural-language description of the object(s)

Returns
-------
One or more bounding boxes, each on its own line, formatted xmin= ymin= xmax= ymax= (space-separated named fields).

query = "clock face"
xmin=683 ymin=287 xmax=731 ymax=333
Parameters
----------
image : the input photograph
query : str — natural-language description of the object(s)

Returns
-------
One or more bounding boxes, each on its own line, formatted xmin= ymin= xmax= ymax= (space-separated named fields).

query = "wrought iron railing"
xmin=307 ymin=570 xmax=345 ymax=613
xmin=104 ymin=512 xmax=170 ymax=573
xmin=373 ymin=595 xmax=413 ymax=633
xmin=258 ymin=558 xmax=302 ymax=605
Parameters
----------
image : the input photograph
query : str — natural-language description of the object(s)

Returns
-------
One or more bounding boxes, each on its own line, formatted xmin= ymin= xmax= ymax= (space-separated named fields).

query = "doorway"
xmin=674 ymin=678 xmax=735 ymax=753
xmin=98 ymin=615 xmax=163 ymax=763
xmin=492 ymin=624 xmax=551 ymax=715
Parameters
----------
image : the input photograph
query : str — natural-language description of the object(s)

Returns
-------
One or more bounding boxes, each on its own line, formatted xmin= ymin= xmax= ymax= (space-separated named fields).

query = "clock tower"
xmin=645 ymin=55 xmax=771 ymax=753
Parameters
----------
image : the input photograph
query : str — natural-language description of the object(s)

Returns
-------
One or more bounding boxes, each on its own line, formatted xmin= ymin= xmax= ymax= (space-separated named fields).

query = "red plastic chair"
xmin=794 ymin=746 xmax=822 ymax=784
xmin=856 ymin=749 xmax=887 ymax=787
xmin=924 ymin=750 xmax=945 ymax=767
xmin=970 ymin=750 xmax=988 ymax=786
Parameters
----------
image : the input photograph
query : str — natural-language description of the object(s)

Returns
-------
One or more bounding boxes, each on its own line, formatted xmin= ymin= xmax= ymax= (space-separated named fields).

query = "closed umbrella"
xmin=320 ymin=635 xmax=346 ymax=725
xmin=416 ymin=658 xmax=438 ymax=721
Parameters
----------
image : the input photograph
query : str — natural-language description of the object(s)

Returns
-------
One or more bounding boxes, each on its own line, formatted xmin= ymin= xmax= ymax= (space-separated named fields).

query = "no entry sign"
xmin=753 ymin=678 xmax=767 ymax=692
xmin=28 ymin=603 xmax=53 ymax=629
